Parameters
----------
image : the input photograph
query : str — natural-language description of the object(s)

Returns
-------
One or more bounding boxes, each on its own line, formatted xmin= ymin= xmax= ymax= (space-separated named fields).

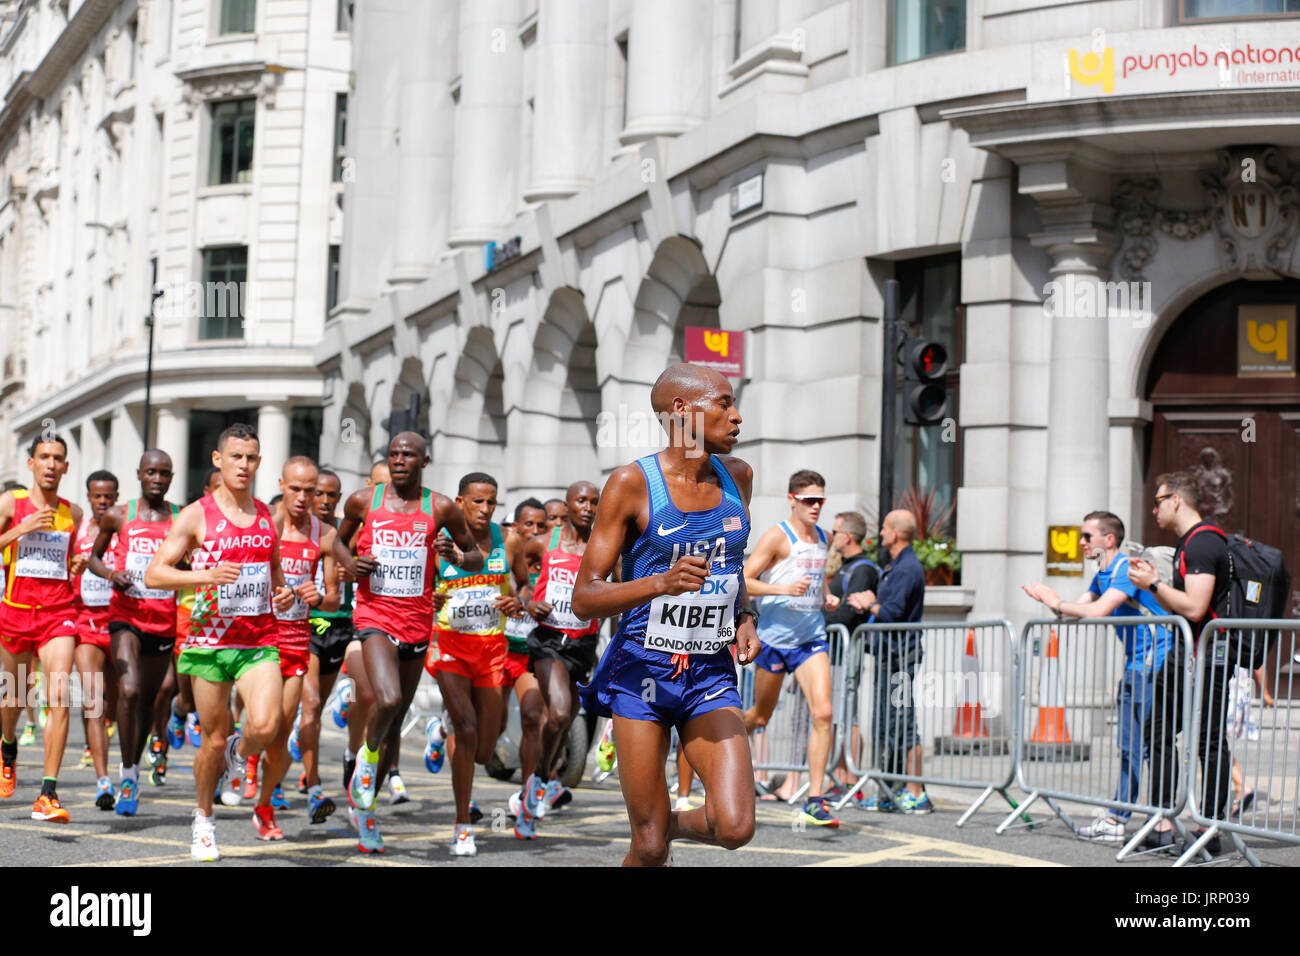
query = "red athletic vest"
xmin=275 ymin=515 xmax=321 ymax=654
xmin=352 ymin=483 xmax=437 ymax=645
xmin=3 ymin=490 xmax=76 ymax=611
xmin=533 ymin=526 xmax=598 ymax=640
xmin=109 ymin=500 xmax=179 ymax=635
xmin=186 ymin=495 xmax=277 ymax=650
xmin=74 ymin=514 xmax=115 ymax=624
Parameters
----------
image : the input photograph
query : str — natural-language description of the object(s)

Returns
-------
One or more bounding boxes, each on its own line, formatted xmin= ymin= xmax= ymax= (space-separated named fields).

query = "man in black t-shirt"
xmin=1128 ymin=470 xmax=1233 ymax=855
xmin=824 ymin=511 xmax=880 ymax=634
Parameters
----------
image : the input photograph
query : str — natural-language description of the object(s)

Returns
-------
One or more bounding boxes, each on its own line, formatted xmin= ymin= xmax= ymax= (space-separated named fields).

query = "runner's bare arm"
xmin=433 ymin=494 xmax=484 ymax=572
xmin=333 ymin=489 xmax=372 ymax=576
xmin=572 ymin=464 xmax=706 ymax=621
xmin=270 ymin=535 xmax=294 ymax=614
xmin=145 ymin=502 xmax=238 ymax=590
xmin=68 ymin=503 xmax=88 ymax=575
xmin=0 ymin=490 xmax=53 ymax=551
xmin=88 ymin=506 xmax=130 ymax=587
xmin=742 ymin=526 xmax=798 ymax=597
xmin=719 ymin=456 xmax=761 ymax=664
xmin=316 ymin=527 xmax=341 ymax=612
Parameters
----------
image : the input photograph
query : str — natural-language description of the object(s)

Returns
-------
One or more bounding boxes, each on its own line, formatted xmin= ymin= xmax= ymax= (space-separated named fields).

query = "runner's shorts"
xmin=108 ymin=621 xmax=177 ymax=657
xmin=0 ymin=604 xmax=79 ymax=655
xmin=429 ymin=630 xmax=507 ymax=687
xmin=502 ymin=649 xmax=530 ymax=684
xmin=178 ymin=646 xmax=280 ymax=684
xmin=356 ymin=627 xmax=428 ymax=662
xmin=528 ymin=626 xmax=599 ymax=684
xmin=753 ymin=638 xmax=828 ymax=675
xmin=76 ymin=609 xmax=112 ymax=653
xmin=309 ymin=617 xmax=354 ymax=675
xmin=579 ymin=636 xmax=740 ymax=730
xmin=280 ymin=643 xmax=309 ymax=680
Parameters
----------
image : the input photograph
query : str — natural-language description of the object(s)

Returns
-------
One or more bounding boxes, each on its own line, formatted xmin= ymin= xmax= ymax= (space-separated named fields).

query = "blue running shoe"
xmin=514 ymin=803 xmax=537 ymax=840
xmin=184 ymin=713 xmax=202 ymax=748
xmin=469 ymin=801 xmax=483 ymax=825
xmin=309 ymin=790 xmax=336 ymax=824
xmin=541 ymin=780 xmax=565 ymax=817
xmin=895 ymin=790 xmax=934 ymax=815
xmin=858 ymin=788 xmax=900 ymax=812
xmin=95 ymin=778 xmax=115 ymax=811
xmin=523 ymin=773 xmax=546 ymax=820
xmin=166 ymin=711 xmax=185 ymax=751
xmin=115 ymin=777 xmax=139 ymax=816
xmin=423 ymin=716 xmax=445 ymax=773
xmin=799 ymin=797 xmax=840 ymax=828
xmin=356 ymin=807 xmax=383 ymax=853
xmin=271 ymin=785 xmax=290 ymax=810
xmin=328 ymin=678 xmax=353 ymax=729
xmin=348 ymin=754 xmax=377 ymax=811
xmin=288 ymin=726 xmax=302 ymax=763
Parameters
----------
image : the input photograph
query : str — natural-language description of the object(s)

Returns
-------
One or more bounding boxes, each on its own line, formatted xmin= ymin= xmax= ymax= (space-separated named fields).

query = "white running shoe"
xmin=191 ymin=809 xmax=220 ymax=862
xmin=673 ymin=796 xmax=696 ymax=812
xmin=1075 ymin=812 xmax=1126 ymax=843
xmin=451 ymin=823 xmax=477 ymax=857
xmin=388 ymin=772 xmax=409 ymax=805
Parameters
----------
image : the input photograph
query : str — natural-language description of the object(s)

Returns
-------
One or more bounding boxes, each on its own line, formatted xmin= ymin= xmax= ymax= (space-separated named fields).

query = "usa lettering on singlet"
xmin=437 ymin=523 xmax=510 ymax=635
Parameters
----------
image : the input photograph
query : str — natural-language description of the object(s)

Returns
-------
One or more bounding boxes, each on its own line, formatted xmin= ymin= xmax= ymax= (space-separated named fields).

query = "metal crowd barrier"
xmin=740 ymin=623 xmax=850 ymax=804
xmin=833 ymin=619 xmax=1020 ymax=825
xmin=1178 ymin=619 xmax=1300 ymax=867
xmin=1000 ymin=616 xmax=1200 ymax=863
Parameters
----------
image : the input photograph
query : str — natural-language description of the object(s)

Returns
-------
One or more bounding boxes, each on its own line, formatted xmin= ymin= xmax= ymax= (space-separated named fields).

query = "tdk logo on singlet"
xmin=669 ymin=536 xmax=728 ymax=568
xmin=699 ymin=577 xmax=730 ymax=595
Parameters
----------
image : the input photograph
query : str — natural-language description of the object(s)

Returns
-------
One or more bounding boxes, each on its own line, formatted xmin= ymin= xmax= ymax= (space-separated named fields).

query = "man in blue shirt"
xmin=1022 ymin=510 xmax=1170 ymax=842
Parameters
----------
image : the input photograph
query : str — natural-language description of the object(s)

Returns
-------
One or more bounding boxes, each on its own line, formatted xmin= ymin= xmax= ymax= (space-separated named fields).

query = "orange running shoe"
xmin=0 ymin=764 xmax=14 ymax=798
xmin=252 ymin=804 xmax=283 ymax=841
xmin=32 ymin=793 xmax=70 ymax=823
xmin=243 ymin=754 xmax=259 ymax=800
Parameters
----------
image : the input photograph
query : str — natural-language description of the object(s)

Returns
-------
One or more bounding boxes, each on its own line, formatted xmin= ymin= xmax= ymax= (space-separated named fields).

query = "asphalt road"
xmin=3 ymin=718 xmax=1297 ymax=867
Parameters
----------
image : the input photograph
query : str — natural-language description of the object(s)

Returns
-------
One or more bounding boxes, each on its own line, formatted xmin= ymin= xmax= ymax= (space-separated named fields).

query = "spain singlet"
xmin=75 ymin=514 xmax=115 ymax=617
xmin=186 ymin=495 xmax=277 ymax=650
xmin=352 ymin=483 xmax=439 ymax=644
xmin=436 ymin=522 xmax=510 ymax=637
xmin=533 ymin=526 xmax=598 ymax=640
xmin=3 ymin=490 xmax=76 ymax=611
xmin=755 ymin=521 xmax=828 ymax=648
xmin=276 ymin=515 xmax=321 ymax=653
xmin=110 ymin=500 xmax=179 ymax=634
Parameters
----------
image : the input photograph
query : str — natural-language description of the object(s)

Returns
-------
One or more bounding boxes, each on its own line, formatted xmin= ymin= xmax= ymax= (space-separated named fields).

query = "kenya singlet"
xmin=352 ymin=483 xmax=439 ymax=644
xmin=533 ymin=527 xmax=598 ymax=640
xmin=109 ymin=500 xmax=178 ymax=635
xmin=186 ymin=496 xmax=277 ymax=650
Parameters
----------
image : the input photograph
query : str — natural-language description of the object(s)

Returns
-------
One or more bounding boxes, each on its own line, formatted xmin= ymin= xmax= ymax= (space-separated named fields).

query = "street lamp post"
xmin=142 ymin=286 xmax=164 ymax=450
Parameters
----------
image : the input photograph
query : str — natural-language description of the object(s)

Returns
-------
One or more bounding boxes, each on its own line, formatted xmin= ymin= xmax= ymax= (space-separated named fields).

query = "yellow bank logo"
xmin=1050 ymin=528 xmax=1079 ymax=559
xmin=1246 ymin=318 xmax=1288 ymax=362
xmin=1068 ymin=48 xmax=1114 ymax=94
xmin=703 ymin=330 xmax=730 ymax=358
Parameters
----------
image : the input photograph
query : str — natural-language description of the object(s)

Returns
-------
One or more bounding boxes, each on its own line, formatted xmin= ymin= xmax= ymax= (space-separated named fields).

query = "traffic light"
xmin=903 ymin=337 xmax=948 ymax=425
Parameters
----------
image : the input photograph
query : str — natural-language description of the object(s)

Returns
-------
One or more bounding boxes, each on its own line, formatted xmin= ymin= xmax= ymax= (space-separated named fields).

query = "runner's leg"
xmin=361 ymin=636 xmax=403 ymax=753
xmin=190 ymin=678 xmax=233 ymax=817
xmin=0 ymin=645 xmax=26 ymax=740
xmin=742 ymin=666 xmax=783 ymax=733
xmin=792 ymin=651 xmax=834 ymax=799
xmin=259 ymin=674 xmax=302 ymax=805
xmin=37 ymin=636 xmax=76 ymax=780
xmin=111 ymin=628 xmax=146 ymax=768
xmin=233 ymin=660 xmax=283 ymax=760
xmin=535 ymin=656 xmax=575 ymax=779
xmin=612 ymin=715 xmax=672 ymax=866
xmin=374 ymin=656 xmax=423 ymax=788
xmin=74 ymin=643 xmax=110 ymax=779
xmin=515 ymin=671 xmax=545 ymax=784
xmin=670 ymin=707 xmax=755 ymax=850
xmin=301 ymin=655 xmax=338 ymax=789
xmin=346 ymin=640 xmax=373 ymax=755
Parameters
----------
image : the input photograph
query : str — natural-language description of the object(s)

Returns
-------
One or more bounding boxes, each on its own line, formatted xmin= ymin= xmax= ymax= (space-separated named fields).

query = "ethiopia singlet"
xmin=186 ymin=495 xmax=277 ymax=650
xmin=436 ymin=522 xmax=510 ymax=638
xmin=276 ymin=515 xmax=321 ymax=658
xmin=533 ymin=526 xmax=598 ymax=640
xmin=616 ymin=454 xmax=750 ymax=658
xmin=3 ymin=490 xmax=76 ymax=612
xmin=352 ymin=483 xmax=439 ymax=644
xmin=74 ymin=514 xmax=115 ymax=620
xmin=109 ymin=500 xmax=178 ymax=634
xmin=755 ymin=521 xmax=828 ymax=648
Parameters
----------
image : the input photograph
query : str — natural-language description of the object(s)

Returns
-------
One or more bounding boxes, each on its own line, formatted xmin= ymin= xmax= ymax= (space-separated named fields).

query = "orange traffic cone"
xmin=1026 ymin=628 xmax=1089 ymax=761
xmin=951 ymin=629 xmax=988 ymax=739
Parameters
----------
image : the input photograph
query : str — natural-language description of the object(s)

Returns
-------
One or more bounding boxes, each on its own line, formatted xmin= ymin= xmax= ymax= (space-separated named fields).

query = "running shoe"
xmin=673 ymin=796 xmax=697 ymax=812
xmin=523 ymin=773 xmax=546 ymax=820
xmin=800 ymin=797 xmax=840 ymax=828
xmin=219 ymin=733 xmax=243 ymax=807
xmin=469 ymin=801 xmax=483 ymax=825
xmin=242 ymin=754 xmax=259 ymax=799
xmin=551 ymin=787 xmax=573 ymax=810
xmin=115 ymin=778 xmax=139 ymax=816
xmin=298 ymin=771 xmax=308 ymax=794
xmin=184 ymin=712 xmax=202 ymax=748
xmin=288 ymin=724 xmax=302 ymax=763
xmin=271 ymin=785 xmax=290 ymax=810
xmin=308 ymin=790 xmax=336 ymax=824
xmin=150 ymin=766 xmax=166 ymax=787
xmin=191 ymin=809 xmax=219 ymax=862
xmin=515 ymin=801 xmax=538 ymax=840
xmin=328 ymin=678 xmax=353 ymax=729
xmin=252 ymin=805 xmax=284 ymax=841
xmin=32 ymin=794 xmax=70 ymax=824
xmin=541 ymin=780 xmax=565 ymax=816
xmin=1075 ymin=813 xmax=1126 ymax=842
xmin=423 ymin=716 xmax=445 ymax=773
xmin=858 ymin=788 xmax=900 ymax=812
xmin=18 ymin=725 xmax=35 ymax=747
xmin=597 ymin=731 xmax=616 ymax=772
xmin=343 ymin=754 xmax=356 ymax=793
xmin=79 ymin=746 xmax=93 ymax=768
xmin=166 ymin=710 xmax=185 ymax=750
xmin=348 ymin=754 xmax=377 ymax=811
xmin=356 ymin=807 xmax=384 ymax=853
xmin=0 ymin=763 xmax=14 ymax=798
xmin=95 ymin=778 xmax=116 ymax=811
xmin=895 ymin=790 xmax=934 ymax=815
xmin=39 ymin=706 xmax=49 ymax=729
xmin=146 ymin=735 xmax=166 ymax=769
xmin=388 ymin=772 xmax=409 ymax=805
xmin=451 ymin=824 xmax=476 ymax=857
xmin=508 ymin=790 xmax=523 ymax=819
xmin=105 ymin=721 xmax=116 ymax=739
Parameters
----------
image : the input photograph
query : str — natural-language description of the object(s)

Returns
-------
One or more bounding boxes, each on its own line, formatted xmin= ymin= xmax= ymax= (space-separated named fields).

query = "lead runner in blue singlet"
xmin=574 ymin=363 xmax=761 ymax=867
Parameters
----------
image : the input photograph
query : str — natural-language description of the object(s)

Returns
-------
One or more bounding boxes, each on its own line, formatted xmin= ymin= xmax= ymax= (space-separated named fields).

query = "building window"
xmin=199 ymin=247 xmax=247 ymax=340
xmin=1181 ymin=0 xmax=1300 ymax=17
xmin=332 ymin=93 xmax=347 ymax=182
xmin=891 ymin=253 xmax=963 ymax=531
xmin=893 ymin=0 xmax=965 ymax=65
xmin=733 ymin=0 xmax=744 ymax=61
xmin=209 ymin=98 xmax=255 ymax=185
xmin=616 ymin=35 xmax=629 ymax=131
xmin=219 ymin=0 xmax=256 ymax=35
xmin=327 ymin=244 xmax=340 ymax=313
xmin=336 ymin=0 xmax=353 ymax=32
xmin=187 ymin=409 xmax=255 ymax=500
xmin=291 ymin=406 xmax=323 ymax=461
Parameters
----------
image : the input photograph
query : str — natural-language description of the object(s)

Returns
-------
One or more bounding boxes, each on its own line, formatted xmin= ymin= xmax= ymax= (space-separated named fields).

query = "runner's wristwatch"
xmin=736 ymin=607 xmax=759 ymax=628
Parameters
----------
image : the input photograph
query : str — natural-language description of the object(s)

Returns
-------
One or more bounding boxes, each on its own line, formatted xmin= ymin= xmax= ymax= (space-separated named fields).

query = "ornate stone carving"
xmin=1190 ymin=446 xmax=1233 ymax=520
xmin=1112 ymin=148 xmax=1300 ymax=281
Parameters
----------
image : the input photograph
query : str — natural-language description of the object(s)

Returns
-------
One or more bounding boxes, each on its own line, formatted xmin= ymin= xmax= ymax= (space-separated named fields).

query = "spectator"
xmin=1127 ymin=471 xmax=1234 ymax=856
xmin=847 ymin=509 xmax=929 ymax=813
xmin=1021 ymin=510 xmax=1170 ymax=842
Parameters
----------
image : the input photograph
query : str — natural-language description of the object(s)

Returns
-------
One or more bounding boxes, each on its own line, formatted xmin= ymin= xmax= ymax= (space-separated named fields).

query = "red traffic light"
xmin=906 ymin=339 xmax=948 ymax=381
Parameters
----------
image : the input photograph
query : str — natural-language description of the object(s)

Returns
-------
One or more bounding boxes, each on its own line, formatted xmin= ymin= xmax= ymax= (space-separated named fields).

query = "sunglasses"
xmin=1153 ymin=493 xmax=1173 ymax=507
xmin=792 ymin=495 xmax=825 ymax=506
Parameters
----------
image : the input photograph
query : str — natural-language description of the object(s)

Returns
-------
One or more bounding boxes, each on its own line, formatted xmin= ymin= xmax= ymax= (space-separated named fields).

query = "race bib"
xmin=125 ymin=550 xmax=171 ymax=602
xmin=446 ymin=585 xmax=501 ymax=633
xmin=505 ymin=611 xmax=537 ymax=642
xmin=217 ymin=562 xmax=271 ymax=617
xmin=15 ymin=531 xmax=70 ymax=580
xmin=542 ymin=576 xmax=588 ymax=632
xmin=786 ymin=565 xmax=827 ymax=612
xmin=644 ymin=573 xmax=738 ymax=656
xmin=277 ymin=571 xmax=310 ymax=621
xmin=369 ymin=545 xmax=427 ymax=598
xmin=80 ymin=569 xmax=112 ymax=606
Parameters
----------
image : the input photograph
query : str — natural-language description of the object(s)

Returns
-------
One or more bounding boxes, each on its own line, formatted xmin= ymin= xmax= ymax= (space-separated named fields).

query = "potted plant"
xmin=895 ymin=486 xmax=962 ymax=586
xmin=914 ymin=535 xmax=962 ymax=586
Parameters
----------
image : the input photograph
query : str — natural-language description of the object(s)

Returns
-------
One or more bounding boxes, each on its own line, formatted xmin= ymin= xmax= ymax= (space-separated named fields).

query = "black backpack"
xmin=1180 ymin=525 xmax=1293 ymax=666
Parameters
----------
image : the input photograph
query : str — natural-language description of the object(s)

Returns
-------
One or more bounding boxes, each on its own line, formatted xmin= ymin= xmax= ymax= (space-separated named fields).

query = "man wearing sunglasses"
xmin=742 ymin=469 xmax=839 ymax=827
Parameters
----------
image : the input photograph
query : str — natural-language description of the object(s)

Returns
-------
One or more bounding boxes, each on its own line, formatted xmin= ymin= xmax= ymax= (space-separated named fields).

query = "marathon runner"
xmin=521 ymin=481 xmax=601 ymax=824
xmin=88 ymin=450 xmax=180 ymax=816
xmin=332 ymin=432 xmax=479 ymax=853
xmin=262 ymin=456 xmax=339 ymax=834
xmin=74 ymin=470 xmax=121 ymax=811
xmin=574 ymin=363 xmax=760 ymax=866
xmin=742 ymin=469 xmax=840 ymax=827
xmin=544 ymin=498 xmax=566 ymax=530
xmin=0 ymin=435 xmax=90 ymax=822
xmin=145 ymin=423 xmax=295 ymax=860
xmin=427 ymin=473 xmax=529 ymax=845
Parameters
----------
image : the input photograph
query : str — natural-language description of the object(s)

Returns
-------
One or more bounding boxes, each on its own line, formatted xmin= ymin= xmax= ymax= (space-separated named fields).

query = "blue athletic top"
xmin=615 ymin=453 xmax=751 ymax=654
xmin=1088 ymin=553 xmax=1171 ymax=671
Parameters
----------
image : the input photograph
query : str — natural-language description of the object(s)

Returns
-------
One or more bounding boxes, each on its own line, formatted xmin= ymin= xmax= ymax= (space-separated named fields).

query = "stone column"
xmin=155 ymin=404 xmax=191 ymax=505
xmin=447 ymin=0 xmax=523 ymax=248
xmin=255 ymin=403 xmax=293 ymax=502
xmin=525 ymin=0 xmax=607 ymax=202
xmin=109 ymin=406 xmax=144 ymax=491
xmin=621 ymin=0 xmax=711 ymax=144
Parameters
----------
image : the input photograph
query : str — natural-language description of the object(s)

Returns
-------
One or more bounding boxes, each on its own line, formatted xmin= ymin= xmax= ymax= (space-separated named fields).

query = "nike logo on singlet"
xmin=373 ymin=520 xmax=394 ymax=528
xmin=128 ymin=528 xmax=150 ymax=535
xmin=657 ymin=521 xmax=688 ymax=536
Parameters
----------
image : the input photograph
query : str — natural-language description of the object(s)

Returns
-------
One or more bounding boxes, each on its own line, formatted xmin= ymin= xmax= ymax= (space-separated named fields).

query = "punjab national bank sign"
xmin=684 ymin=327 xmax=745 ymax=378
xmin=1032 ymin=24 xmax=1300 ymax=101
